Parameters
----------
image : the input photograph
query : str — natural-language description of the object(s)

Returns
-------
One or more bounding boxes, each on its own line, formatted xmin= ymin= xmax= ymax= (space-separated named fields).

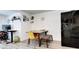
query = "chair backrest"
xmin=28 ymin=31 xmax=35 ymax=40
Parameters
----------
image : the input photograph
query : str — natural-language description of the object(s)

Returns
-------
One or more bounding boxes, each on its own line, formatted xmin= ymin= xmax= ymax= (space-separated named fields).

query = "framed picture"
xmin=31 ymin=16 xmax=34 ymax=20
xmin=12 ymin=16 xmax=21 ymax=21
xmin=23 ymin=15 xmax=29 ymax=22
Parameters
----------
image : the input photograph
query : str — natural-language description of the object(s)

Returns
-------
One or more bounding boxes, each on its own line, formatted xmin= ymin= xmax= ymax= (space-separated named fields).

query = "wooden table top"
xmin=32 ymin=30 xmax=47 ymax=33
xmin=7 ymin=30 xmax=17 ymax=32
xmin=26 ymin=30 xmax=48 ymax=33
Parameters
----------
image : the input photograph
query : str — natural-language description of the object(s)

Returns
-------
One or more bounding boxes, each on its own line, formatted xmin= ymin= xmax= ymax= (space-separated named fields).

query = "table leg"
xmin=11 ymin=32 xmax=13 ymax=43
xmin=28 ymin=38 xmax=30 ymax=44
xmin=46 ymin=39 xmax=49 ymax=48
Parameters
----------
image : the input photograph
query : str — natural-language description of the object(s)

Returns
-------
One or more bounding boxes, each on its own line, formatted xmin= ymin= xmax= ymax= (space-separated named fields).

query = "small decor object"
xmin=31 ymin=16 xmax=34 ymax=20
xmin=13 ymin=36 xmax=20 ymax=43
xmin=12 ymin=16 xmax=21 ymax=21
xmin=23 ymin=15 xmax=29 ymax=22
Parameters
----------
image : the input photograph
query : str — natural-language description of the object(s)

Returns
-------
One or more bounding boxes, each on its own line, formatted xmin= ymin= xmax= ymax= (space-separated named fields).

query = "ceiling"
xmin=22 ymin=10 xmax=52 ymax=14
xmin=0 ymin=10 xmax=52 ymax=16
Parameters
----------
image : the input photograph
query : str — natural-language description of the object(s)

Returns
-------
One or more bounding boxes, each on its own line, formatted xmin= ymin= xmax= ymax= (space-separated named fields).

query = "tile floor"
xmin=0 ymin=40 xmax=75 ymax=49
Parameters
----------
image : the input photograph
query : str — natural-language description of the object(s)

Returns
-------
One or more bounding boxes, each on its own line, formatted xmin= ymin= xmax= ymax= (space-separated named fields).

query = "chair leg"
xmin=46 ymin=39 xmax=49 ymax=48
xmin=38 ymin=39 xmax=41 ymax=47
xmin=28 ymin=39 xmax=30 ymax=44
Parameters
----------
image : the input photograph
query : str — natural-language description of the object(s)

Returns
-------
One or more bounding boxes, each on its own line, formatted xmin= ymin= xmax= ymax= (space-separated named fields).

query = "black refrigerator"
xmin=61 ymin=10 xmax=79 ymax=48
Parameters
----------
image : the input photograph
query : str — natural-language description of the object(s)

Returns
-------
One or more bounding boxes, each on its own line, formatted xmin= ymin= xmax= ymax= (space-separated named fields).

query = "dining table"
xmin=26 ymin=30 xmax=48 ymax=47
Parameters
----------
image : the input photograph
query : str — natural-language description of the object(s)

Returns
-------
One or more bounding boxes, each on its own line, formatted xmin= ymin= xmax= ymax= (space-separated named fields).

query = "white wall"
xmin=20 ymin=13 xmax=31 ymax=41
xmin=8 ymin=11 xmax=31 ymax=41
xmin=0 ymin=15 xmax=8 ymax=30
xmin=31 ymin=11 xmax=63 ymax=41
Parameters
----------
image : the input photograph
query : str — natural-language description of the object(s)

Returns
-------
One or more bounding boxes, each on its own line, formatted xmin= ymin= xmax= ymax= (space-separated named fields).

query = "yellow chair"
xmin=28 ymin=31 xmax=37 ymax=44
xmin=28 ymin=31 xmax=35 ymax=40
